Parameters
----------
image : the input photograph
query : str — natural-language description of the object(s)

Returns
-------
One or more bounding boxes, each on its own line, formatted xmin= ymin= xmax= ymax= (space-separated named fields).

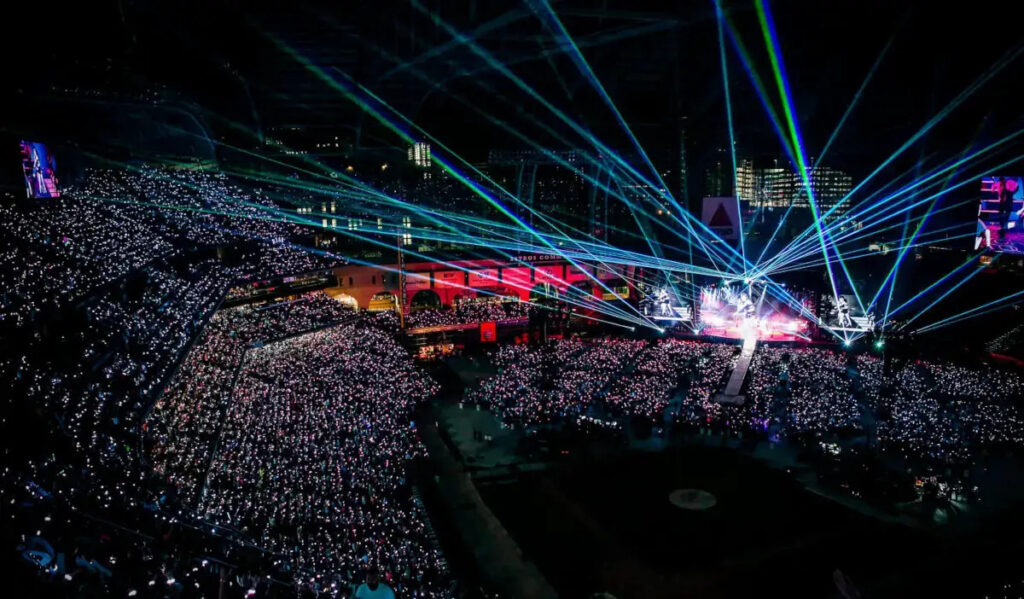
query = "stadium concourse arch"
xmin=331 ymin=257 xmax=640 ymax=313
xmin=410 ymin=289 xmax=443 ymax=311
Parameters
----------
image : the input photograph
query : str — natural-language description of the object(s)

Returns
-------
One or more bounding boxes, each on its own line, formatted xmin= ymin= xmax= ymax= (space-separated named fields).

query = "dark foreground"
xmin=476 ymin=445 xmax=1023 ymax=599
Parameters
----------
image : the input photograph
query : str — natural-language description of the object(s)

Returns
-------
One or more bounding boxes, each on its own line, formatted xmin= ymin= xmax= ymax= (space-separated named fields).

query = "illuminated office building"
xmin=791 ymin=166 xmax=852 ymax=218
xmin=736 ymin=158 xmax=757 ymax=204
xmin=759 ymin=167 xmax=794 ymax=208
xmin=737 ymin=159 xmax=852 ymax=217
xmin=407 ymin=142 xmax=431 ymax=168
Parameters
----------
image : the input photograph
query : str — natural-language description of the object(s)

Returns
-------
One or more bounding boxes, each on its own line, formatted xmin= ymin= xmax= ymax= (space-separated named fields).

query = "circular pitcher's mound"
xmin=669 ymin=488 xmax=717 ymax=510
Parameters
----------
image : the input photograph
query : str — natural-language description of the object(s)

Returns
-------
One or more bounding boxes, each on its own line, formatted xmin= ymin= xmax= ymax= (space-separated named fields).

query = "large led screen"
xmin=699 ymin=280 xmax=812 ymax=339
xmin=819 ymin=293 xmax=874 ymax=332
xmin=20 ymin=141 xmax=60 ymax=199
xmin=975 ymin=176 xmax=1024 ymax=254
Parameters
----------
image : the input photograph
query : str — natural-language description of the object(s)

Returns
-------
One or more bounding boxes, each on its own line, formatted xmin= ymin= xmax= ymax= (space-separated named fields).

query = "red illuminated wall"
xmin=332 ymin=259 xmax=637 ymax=310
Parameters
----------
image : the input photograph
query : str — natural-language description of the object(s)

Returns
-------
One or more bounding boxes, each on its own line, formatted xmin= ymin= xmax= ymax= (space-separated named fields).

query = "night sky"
xmin=3 ymin=0 xmax=1021 ymax=180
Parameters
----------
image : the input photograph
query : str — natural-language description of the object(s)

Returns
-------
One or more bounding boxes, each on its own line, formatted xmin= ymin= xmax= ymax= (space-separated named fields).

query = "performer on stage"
xmin=836 ymin=296 xmax=852 ymax=328
xmin=998 ymin=176 xmax=1015 ymax=240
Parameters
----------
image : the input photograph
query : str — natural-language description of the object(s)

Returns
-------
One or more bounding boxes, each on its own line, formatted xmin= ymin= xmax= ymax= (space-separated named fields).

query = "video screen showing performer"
xmin=19 ymin=141 xmax=61 ymax=199
xmin=639 ymin=274 xmax=693 ymax=322
xmin=820 ymin=293 xmax=875 ymax=332
xmin=975 ymin=176 xmax=1024 ymax=254
xmin=698 ymin=280 xmax=810 ymax=340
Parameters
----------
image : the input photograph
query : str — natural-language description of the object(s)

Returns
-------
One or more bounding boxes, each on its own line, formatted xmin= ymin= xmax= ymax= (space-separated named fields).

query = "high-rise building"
xmin=737 ymin=159 xmax=851 ymax=217
xmin=734 ymin=158 xmax=795 ymax=209
xmin=735 ymin=157 xmax=757 ymax=204
xmin=678 ymin=118 xmax=690 ymax=211
xmin=407 ymin=142 xmax=431 ymax=168
xmin=759 ymin=166 xmax=794 ymax=208
xmin=791 ymin=166 xmax=852 ymax=218
xmin=704 ymin=148 xmax=733 ymax=198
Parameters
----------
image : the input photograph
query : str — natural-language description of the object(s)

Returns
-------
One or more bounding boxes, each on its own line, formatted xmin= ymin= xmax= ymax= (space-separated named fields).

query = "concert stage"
xmin=699 ymin=326 xmax=807 ymax=343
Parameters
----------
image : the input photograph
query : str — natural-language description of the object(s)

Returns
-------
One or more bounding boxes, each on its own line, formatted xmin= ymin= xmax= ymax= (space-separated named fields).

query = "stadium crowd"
xmin=150 ymin=314 xmax=452 ymax=596
xmin=7 ymin=161 xmax=1024 ymax=596
xmin=467 ymin=337 xmax=1024 ymax=501
xmin=466 ymin=338 xmax=737 ymax=426
xmin=147 ymin=291 xmax=357 ymax=505
xmin=0 ymin=195 xmax=176 ymax=326
xmin=2 ymin=257 xmax=243 ymax=597
xmin=0 ymin=164 xmax=438 ymax=597
xmin=5 ymin=272 xmax=446 ymax=596
xmin=742 ymin=346 xmax=1024 ymax=467
xmin=405 ymin=298 xmax=529 ymax=329
xmin=0 ymin=166 xmax=344 ymax=328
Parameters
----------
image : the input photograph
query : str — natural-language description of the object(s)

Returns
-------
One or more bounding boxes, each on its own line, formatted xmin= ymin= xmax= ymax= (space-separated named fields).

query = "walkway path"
xmin=716 ymin=336 xmax=756 ymax=404
xmin=420 ymin=415 xmax=558 ymax=599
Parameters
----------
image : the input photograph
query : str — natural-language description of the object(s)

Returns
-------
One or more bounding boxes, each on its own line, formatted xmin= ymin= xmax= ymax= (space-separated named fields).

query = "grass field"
xmin=477 ymin=445 xmax=938 ymax=599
